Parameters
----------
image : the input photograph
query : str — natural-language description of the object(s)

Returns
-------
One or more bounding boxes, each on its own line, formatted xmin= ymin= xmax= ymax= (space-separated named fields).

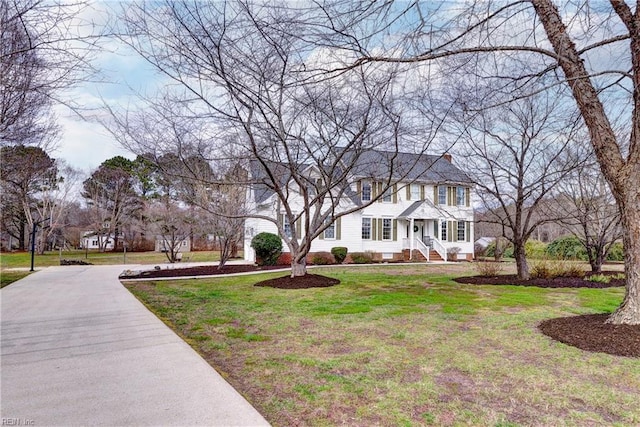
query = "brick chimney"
xmin=443 ymin=153 xmax=452 ymax=163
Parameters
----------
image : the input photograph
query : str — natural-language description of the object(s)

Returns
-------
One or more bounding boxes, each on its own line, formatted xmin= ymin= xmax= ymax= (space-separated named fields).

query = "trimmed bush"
xmin=350 ymin=252 xmax=373 ymax=264
xmin=545 ymin=235 xmax=587 ymax=260
xmin=312 ymin=252 xmax=335 ymax=265
xmin=331 ymin=246 xmax=348 ymax=264
xmin=251 ymin=232 xmax=283 ymax=266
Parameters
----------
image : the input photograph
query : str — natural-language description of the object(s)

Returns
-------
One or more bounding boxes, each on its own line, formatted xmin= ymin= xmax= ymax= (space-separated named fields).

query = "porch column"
xmin=409 ymin=218 xmax=414 ymax=260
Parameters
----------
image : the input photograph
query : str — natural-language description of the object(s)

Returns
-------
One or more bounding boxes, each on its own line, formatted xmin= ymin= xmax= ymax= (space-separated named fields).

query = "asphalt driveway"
xmin=1 ymin=265 xmax=269 ymax=426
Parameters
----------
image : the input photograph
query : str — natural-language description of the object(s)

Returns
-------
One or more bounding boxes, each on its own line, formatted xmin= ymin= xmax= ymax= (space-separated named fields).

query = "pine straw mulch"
xmin=454 ymin=272 xmax=638 ymax=358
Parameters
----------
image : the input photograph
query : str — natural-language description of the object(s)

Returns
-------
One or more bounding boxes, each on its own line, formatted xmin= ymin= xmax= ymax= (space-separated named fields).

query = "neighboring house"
xmin=80 ymin=232 xmax=116 ymax=250
xmin=244 ymin=150 xmax=475 ymax=262
xmin=155 ymin=236 xmax=191 ymax=253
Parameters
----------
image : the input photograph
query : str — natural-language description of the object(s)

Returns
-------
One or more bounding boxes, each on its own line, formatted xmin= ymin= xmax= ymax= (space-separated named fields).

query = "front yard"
xmin=123 ymin=264 xmax=638 ymax=426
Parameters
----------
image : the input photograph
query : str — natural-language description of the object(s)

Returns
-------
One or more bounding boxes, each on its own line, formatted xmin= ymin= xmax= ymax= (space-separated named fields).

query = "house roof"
xmin=250 ymin=150 xmax=473 ymax=204
xmin=398 ymin=201 xmax=424 ymax=217
xmin=348 ymin=150 xmax=473 ymax=184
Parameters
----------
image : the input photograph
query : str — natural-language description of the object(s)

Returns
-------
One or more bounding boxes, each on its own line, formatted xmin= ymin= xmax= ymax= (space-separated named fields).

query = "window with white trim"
xmin=361 ymin=181 xmax=371 ymax=202
xmin=324 ymin=219 xmax=335 ymax=239
xmin=382 ymin=186 xmax=392 ymax=203
xmin=457 ymin=221 xmax=465 ymax=241
xmin=283 ymin=216 xmax=292 ymax=238
xmin=362 ymin=218 xmax=372 ymax=240
xmin=410 ymin=184 xmax=420 ymax=200
xmin=382 ymin=218 xmax=392 ymax=240
xmin=438 ymin=186 xmax=447 ymax=204
xmin=456 ymin=187 xmax=465 ymax=206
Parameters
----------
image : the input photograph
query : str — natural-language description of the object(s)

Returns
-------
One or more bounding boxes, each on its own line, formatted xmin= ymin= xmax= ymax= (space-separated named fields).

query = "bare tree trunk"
xmin=514 ymin=241 xmax=530 ymax=280
xmin=607 ymin=198 xmax=640 ymax=324
xmin=291 ymin=255 xmax=307 ymax=278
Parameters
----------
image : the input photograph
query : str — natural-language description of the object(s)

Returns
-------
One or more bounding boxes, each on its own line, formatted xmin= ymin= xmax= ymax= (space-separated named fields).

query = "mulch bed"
xmin=539 ymin=314 xmax=640 ymax=358
xmin=254 ymin=274 xmax=340 ymax=289
xmin=119 ymin=264 xmax=286 ymax=279
xmin=454 ymin=273 xmax=624 ymax=288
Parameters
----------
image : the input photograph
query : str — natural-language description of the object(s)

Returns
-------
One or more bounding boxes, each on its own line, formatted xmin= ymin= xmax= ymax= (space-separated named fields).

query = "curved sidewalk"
xmin=1 ymin=265 xmax=270 ymax=426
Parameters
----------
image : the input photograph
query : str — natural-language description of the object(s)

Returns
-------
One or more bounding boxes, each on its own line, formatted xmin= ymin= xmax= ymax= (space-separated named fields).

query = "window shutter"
xmin=447 ymin=221 xmax=453 ymax=242
xmin=421 ymin=185 xmax=425 ymax=201
xmin=465 ymin=187 xmax=470 ymax=207
xmin=296 ymin=216 xmax=302 ymax=237
xmin=336 ymin=217 xmax=341 ymax=240
xmin=433 ymin=220 xmax=438 ymax=237
xmin=377 ymin=218 xmax=383 ymax=240
xmin=278 ymin=213 xmax=283 ymax=227
xmin=377 ymin=182 xmax=383 ymax=203
xmin=372 ymin=181 xmax=378 ymax=200
xmin=393 ymin=219 xmax=397 ymax=241
xmin=393 ymin=184 xmax=397 ymax=203
xmin=372 ymin=218 xmax=377 ymax=240
xmin=406 ymin=185 xmax=411 ymax=201
xmin=447 ymin=187 xmax=453 ymax=206
xmin=466 ymin=221 xmax=471 ymax=242
xmin=357 ymin=181 xmax=362 ymax=198
xmin=453 ymin=221 xmax=458 ymax=242
xmin=433 ymin=186 xmax=438 ymax=204
xmin=319 ymin=225 xmax=324 ymax=240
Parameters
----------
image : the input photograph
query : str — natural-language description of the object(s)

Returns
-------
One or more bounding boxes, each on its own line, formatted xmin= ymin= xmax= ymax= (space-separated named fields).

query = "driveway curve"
xmin=1 ymin=265 xmax=269 ymax=426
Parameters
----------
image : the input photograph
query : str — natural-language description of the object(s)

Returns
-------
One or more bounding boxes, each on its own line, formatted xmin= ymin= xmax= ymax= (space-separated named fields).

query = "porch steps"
xmin=403 ymin=249 xmax=444 ymax=262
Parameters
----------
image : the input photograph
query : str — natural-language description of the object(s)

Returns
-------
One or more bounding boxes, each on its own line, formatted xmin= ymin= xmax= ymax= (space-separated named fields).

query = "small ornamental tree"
xmin=251 ymin=232 xmax=282 ymax=266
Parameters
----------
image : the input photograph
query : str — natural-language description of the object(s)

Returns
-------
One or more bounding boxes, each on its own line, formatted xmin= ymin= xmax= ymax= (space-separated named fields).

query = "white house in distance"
xmin=244 ymin=150 xmax=475 ymax=263
xmin=80 ymin=232 xmax=116 ymax=250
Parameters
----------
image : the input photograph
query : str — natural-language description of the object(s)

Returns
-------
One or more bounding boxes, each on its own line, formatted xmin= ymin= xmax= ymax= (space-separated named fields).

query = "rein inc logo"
xmin=2 ymin=419 xmax=34 ymax=426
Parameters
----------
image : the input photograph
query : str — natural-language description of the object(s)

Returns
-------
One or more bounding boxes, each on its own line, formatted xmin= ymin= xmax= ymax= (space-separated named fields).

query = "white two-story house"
xmin=244 ymin=150 xmax=475 ymax=263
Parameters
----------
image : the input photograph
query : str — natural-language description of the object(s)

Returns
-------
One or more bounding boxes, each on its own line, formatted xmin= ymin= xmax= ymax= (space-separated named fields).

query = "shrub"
xmin=587 ymin=274 xmax=611 ymax=284
xmin=485 ymin=239 xmax=514 ymax=260
xmin=545 ymin=235 xmax=587 ymax=260
xmin=250 ymin=232 xmax=283 ymax=266
xmin=311 ymin=251 xmax=335 ymax=265
xmin=525 ymin=239 xmax=548 ymax=259
xmin=331 ymin=246 xmax=348 ymax=264
xmin=475 ymin=261 xmax=503 ymax=276
xmin=530 ymin=259 xmax=585 ymax=279
xmin=350 ymin=252 xmax=373 ymax=264
xmin=606 ymin=242 xmax=624 ymax=261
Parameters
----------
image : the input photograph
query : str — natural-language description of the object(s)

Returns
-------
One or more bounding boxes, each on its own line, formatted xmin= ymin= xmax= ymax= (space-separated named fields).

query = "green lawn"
xmin=0 ymin=270 xmax=31 ymax=288
xmin=123 ymin=264 xmax=638 ymax=427
xmin=1 ymin=250 xmax=226 ymax=270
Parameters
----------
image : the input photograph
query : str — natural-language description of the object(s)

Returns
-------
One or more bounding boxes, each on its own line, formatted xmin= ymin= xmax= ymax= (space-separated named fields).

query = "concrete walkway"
xmin=1 ymin=265 xmax=270 ymax=426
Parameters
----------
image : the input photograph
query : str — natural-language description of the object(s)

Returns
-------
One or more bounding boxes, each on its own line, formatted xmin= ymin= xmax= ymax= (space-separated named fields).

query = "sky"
xmin=50 ymin=2 xmax=156 ymax=174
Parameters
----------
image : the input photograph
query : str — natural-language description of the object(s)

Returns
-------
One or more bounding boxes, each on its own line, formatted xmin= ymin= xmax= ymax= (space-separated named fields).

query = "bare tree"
xmin=106 ymin=1 xmax=440 ymax=277
xmin=147 ymin=201 xmax=192 ymax=263
xmin=452 ymin=89 xmax=584 ymax=279
xmin=1 ymin=0 xmax=99 ymax=147
xmin=339 ymin=0 xmax=640 ymax=323
xmin=554 ymin=161 xmax=623 ymax=273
